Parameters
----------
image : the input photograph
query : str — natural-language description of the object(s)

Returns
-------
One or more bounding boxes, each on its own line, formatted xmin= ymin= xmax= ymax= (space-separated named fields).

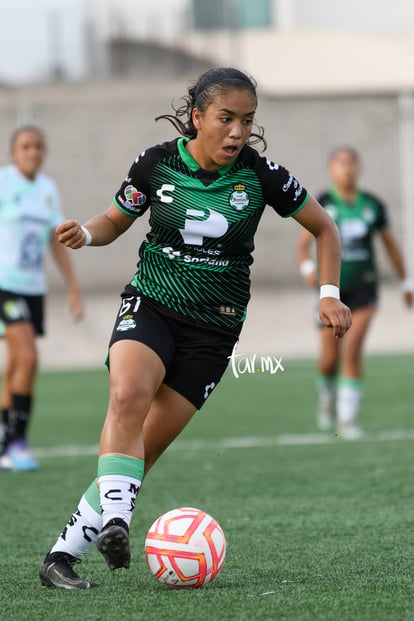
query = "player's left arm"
xmin=379 ymin=227 xmax=413 ymax=307
xmin=293 ymin=196 xmax=352 ymax=338
xmin=49 ymin=233 xmax=84 ymax=321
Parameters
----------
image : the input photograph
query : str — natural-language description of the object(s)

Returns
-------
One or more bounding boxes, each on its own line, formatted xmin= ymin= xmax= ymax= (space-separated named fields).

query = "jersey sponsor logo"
xmin=324 ymin=204 xmax=337 ymax=220
xmin=340 ymin=219 xmax=368 ymax=240
xmin=266 ymin=159 xmax=279 ymax=171
xmin=229 ymin=183 xmax=249 ymax=211
xmin=183 ymin=255 xmax=229 ymax=267
xmin=19 ymin=232 xmax=42 ymax=269
xmin=282 ymin=173 xmax=294 ymax=192
xmin=339 ymin=219 xmax=370 ymax=262
xmin=161 ymin=246 xmax=229 ymax=267
xmin=282 ymin=173 xmax=303 ymax=201
xmin=362 ymin=207 xmax=375 ymax=224
xmin=156 ymin=183 xmax=175 ymax=203
xmin=124 ymin=184 xmax=146 ymax=207
xmin=219 ymin=305 xmax=236 ymax=317
xmin=180 ymin=208 xmax=228 ymax=245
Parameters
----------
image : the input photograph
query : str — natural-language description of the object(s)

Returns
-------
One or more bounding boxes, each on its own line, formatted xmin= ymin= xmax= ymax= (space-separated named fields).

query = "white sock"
xmin=99 ymin=474 xmax=141 ymax=528
xmin=337 ymin=378 xmax=363 ymax=424
xmin=317 ymin=374 xmax=337 ymax=418
xmin=50 ymin=489 xmax=102 ymax=558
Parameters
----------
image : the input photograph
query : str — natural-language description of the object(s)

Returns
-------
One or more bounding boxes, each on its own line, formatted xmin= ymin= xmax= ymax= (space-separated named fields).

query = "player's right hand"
xmin=56 ymin=220 xmax=88 ymax=249
xmin=318 ymin=298 xmax=352 ymax=339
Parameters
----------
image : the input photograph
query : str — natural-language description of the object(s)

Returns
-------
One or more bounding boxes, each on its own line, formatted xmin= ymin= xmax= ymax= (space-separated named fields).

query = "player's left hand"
xmin=318 ymin=298 xmax=352 ymax=338
xmin=69 ymin=291 xmax=84 ymax=322
xmin=403 ymin=291 xmax=413 ymax=307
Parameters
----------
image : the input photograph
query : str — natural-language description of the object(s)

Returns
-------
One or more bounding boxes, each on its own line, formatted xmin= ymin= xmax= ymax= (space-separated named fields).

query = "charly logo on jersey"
xmin=116 ymin=314 xmax=137 ymax=332
xmin=228 ymin=183 xmax=249 ymax=211
xmin=156 ymin=184 xmax=175 ymax=203
xmin=162 ymin=247 xmax=180 ymax=260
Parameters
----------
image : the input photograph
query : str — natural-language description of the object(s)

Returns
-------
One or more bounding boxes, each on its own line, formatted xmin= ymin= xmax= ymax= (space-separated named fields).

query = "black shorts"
xmin=108 ymin=292 xmax=241 ymax=410
xmin=316 ymin=283 xmax=377 ymax=327
xmin=341 ymin=283 xmax=378 ymax=312
xmin=0 ymin=290 xmax=44 ymax=336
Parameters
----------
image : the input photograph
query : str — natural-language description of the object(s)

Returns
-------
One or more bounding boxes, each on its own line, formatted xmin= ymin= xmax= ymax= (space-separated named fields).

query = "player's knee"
xmin=319 ymin=359 xmax=338 ymax=376
xmin=17 ymin=347 xmax=38 ymax=373
xmin=109 ymin=383 xmax=152 ymax=418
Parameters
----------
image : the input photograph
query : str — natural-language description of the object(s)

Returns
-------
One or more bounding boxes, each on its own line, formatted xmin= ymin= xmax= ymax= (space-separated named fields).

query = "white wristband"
xmin=81 ymin=226 xmax=92 ymax=246
xmin=401 ymin=278 xmax=414 ymax=293
xmin=320 ymin=284 xmax=340 ymax=300
xmin=299 ymin=259 xmax=316 ymax=277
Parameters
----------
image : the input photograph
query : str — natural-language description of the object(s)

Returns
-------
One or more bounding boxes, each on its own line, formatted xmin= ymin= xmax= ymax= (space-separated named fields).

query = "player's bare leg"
xmin=337 ymin=306 xmax=375 ymax=439
xmin=0 ymin=322 xmax=38 ymax=470
xmin=143 ymin=384 xmax=196 ymax=473
xmin=96 ymin=340 xmax=165 ymax=570
xmin=40 ymin=381 xmax=197 ymax=588
xmin=316 ymin=327 xmax=340 ymax=431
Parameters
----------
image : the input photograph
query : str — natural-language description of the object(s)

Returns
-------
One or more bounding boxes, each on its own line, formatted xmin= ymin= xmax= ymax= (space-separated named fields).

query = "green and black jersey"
xmin=317 ymin=188 xmax=389 ymax=291
xmin=114 ymin=137 xmax=309 ymax=330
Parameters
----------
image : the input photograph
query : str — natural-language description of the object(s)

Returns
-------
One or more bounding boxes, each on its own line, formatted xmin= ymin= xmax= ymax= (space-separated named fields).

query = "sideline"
xmin=33 ymin=427 xmax=414 ymax=459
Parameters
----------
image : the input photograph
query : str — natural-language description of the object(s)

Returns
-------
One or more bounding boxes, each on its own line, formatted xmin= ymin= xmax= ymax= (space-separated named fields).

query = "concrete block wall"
xmin=0 ymin=78 xmax=403 ymax=293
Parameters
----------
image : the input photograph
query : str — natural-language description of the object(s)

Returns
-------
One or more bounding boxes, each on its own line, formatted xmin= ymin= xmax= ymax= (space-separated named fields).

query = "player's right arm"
xmin=56 ymin=202 xmax=135 ymax=249
xmin=297 ymin=228 xmax=318 ymax=288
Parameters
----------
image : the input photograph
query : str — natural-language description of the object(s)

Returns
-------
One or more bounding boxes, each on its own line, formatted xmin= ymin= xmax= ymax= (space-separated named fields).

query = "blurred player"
xmin=38 ymin=67 xmax=351 ymax=589
xmin=297 ymin=146 xmax=412 ymax=439
xmin=0 ymin=126 xmax=84 ymax=471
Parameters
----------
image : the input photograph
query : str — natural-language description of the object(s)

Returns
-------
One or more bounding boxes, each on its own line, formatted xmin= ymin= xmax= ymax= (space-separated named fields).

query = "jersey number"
xmin=179 ymin=208 xmax=228 ymax=245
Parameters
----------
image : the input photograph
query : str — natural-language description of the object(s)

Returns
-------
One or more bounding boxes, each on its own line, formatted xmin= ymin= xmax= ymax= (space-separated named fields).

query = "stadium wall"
xmin=0 ymin=78 xmax=402 ymax=292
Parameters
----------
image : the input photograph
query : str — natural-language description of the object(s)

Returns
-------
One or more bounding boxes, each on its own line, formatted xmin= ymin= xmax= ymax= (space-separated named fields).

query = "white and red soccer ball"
xmin=145 ymin=507 xmax=226 ymax=588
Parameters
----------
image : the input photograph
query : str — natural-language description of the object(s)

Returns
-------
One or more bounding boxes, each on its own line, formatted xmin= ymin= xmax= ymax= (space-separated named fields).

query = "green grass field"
xmin=1 ymin=353 xmax=414 ymax=621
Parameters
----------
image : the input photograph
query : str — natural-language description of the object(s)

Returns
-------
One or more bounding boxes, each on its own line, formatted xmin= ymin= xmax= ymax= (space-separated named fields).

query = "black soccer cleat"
xmin=96 ymin=518 xmax=130 ymax=571
xmin=39 ymin=551 xmax=95 ymax=589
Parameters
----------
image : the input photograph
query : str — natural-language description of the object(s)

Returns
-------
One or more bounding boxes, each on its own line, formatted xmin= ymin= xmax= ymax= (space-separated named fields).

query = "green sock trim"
xmin=338 ymin=376 xmax=363 ymax=390
xmin=317 ymin=373 xmax=337 ymax=387
xmin=84 ymin=480 xmax=101 ymax=514
xmin=98 ymin=455 xmax=145 ymax=480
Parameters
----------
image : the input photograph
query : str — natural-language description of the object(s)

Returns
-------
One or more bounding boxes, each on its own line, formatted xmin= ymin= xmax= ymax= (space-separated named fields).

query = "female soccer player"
xmin=39 ymin=67 xmax=351 ymax=589
xmin=0 ymin=126 xmax=84 ymax=471
xmin=297 ymin=146 xmax=412 ymax=439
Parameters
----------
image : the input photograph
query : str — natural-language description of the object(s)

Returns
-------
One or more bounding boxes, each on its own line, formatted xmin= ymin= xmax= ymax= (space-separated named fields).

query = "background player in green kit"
xmin=0 ymin=127 xmax=84 ymax=471
xmin=297 ymin=146 xmax=412 ymax=439
xmin=39 ymin=67 xmax=351 ymax=589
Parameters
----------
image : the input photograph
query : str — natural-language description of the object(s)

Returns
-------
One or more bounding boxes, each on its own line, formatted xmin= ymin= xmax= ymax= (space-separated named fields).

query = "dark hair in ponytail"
xmin=156 ymin=67 xmax=267 ymax=151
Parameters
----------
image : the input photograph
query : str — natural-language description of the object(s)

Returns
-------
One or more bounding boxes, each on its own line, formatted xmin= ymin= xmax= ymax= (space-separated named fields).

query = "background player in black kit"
xmin=39 ymin=67 xmax=351 ymax=589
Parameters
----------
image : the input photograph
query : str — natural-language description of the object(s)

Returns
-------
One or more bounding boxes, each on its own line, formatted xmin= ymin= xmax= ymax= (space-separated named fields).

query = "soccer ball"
xmin=145 ymin=507 xmax=226 ymax=588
